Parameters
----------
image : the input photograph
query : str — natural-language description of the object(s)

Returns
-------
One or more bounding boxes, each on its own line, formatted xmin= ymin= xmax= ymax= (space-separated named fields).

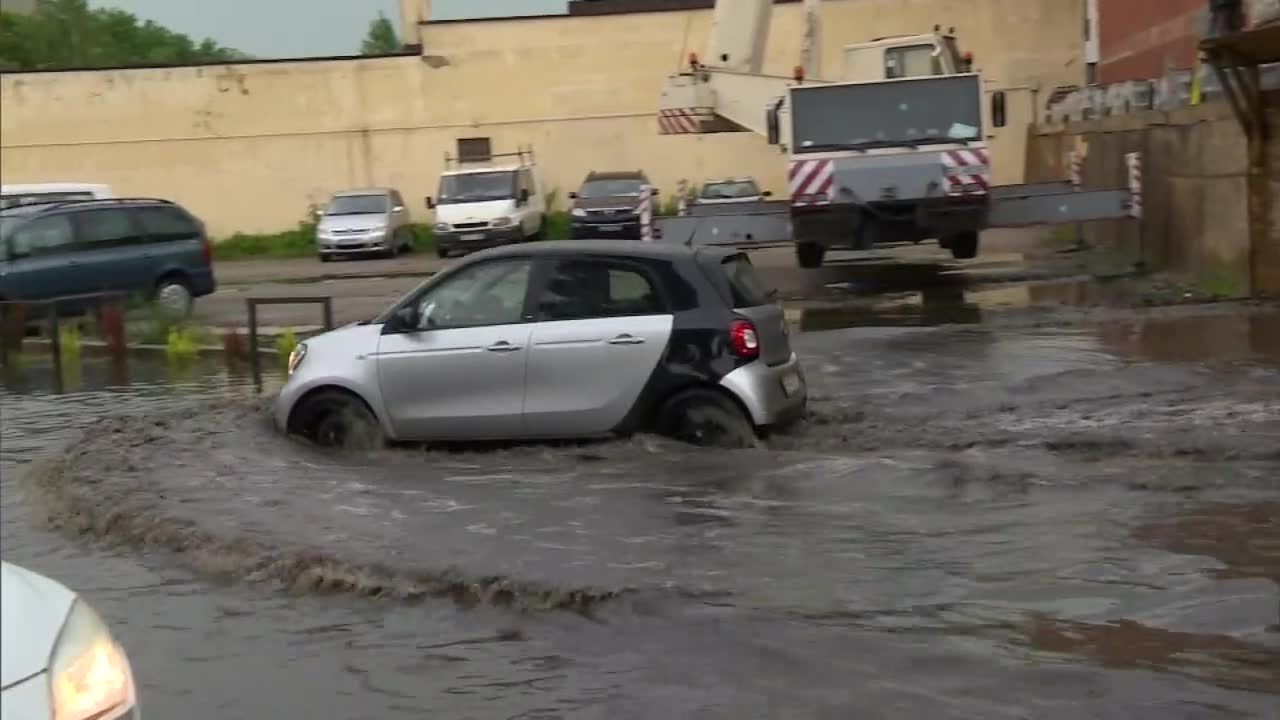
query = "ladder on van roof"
xmin=442 ymin=144 xmax=535 ymax=169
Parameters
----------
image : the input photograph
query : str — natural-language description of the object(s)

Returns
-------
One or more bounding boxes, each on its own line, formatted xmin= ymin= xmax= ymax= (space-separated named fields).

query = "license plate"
xmin=781 ymin=372 xmax=802 ymax=397
xmin=597 ymin=224 xmax=622 ymax=231
xmin=461 ymin=233 xmax=485 ymax=241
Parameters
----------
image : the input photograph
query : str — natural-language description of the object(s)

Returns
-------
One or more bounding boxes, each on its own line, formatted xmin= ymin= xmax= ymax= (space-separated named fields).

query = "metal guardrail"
xmin=0 ymin=291 xmax=128 ymax=393
xmin=245 ymin=296 xmax=334 ymax=390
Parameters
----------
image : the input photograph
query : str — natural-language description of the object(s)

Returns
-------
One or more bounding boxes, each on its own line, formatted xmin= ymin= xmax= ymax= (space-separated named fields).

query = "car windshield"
xmin=791 ymin=75 xmax=983 ymax=153
xmin=578 ymin=178 xmax=645 ymax=199
xmin=327 ymin=194 xmax=389 ymax=216
xmin=701 ymin=181 xmax=760 ymax=199
xmin=437 ymin=172 xmax=516 ymax=204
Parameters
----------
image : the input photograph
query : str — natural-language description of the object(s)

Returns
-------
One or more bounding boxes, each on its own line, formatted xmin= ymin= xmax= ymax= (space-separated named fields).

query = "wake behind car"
xmin=0 ymin=197 xmax=216 ymax=316
xmin=277 ymin=241 xmax=806 ymax=449
xmin=1 ymin=561 xmax=140 ymax=720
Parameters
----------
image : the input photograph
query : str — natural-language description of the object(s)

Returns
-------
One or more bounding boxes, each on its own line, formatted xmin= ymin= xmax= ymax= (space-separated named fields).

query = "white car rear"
xmin=1 ymin=561 xmax=139 ymax=720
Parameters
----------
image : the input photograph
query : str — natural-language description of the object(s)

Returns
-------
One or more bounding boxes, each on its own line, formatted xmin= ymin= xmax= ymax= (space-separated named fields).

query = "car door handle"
xmin=607 ymin=334 xmax=645 ymax=345
xmin=486 ymin=341 xmax=522 ymax=353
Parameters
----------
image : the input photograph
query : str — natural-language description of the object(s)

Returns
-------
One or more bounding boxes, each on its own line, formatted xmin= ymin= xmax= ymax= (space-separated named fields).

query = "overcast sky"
xmin=87 ymin=0 xmax=568 ymax=58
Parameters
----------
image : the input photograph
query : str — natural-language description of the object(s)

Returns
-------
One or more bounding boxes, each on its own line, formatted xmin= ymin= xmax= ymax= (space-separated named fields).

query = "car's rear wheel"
xmin=946 ymin=231 xmax=980 ymax=260
xmin=796 ymin=242 xmax=826 ymax=269
xmin=657 ymin=388 xmax=757 ymax=449
xmin=290 ymin=389 xmax=382 ymax=450
xmin=155 ymin=276 xmax=193 ymax=317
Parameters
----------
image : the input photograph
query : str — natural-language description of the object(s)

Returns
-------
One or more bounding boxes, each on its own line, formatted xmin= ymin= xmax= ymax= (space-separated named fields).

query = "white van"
xmin=0 ymin=183 xmax=114 ymax=210
xmin=427 ymin=148 xmax=546 ymax=258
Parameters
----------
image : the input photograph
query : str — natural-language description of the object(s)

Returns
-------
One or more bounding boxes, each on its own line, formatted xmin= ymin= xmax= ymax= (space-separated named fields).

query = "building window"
xmin=456 ymin=137 xmax=492 ymax=162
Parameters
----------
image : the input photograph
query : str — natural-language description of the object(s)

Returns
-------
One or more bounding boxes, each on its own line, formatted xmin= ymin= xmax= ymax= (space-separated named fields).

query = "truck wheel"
xmin=947 ymin=231 xmax=980 ymax=260
xmin=796 ymin=242 xmax=826 ymax=269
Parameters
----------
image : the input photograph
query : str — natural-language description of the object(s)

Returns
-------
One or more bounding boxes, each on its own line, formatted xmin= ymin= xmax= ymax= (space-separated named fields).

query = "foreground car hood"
xmin=1 ymin=561 xmax=76 ymax=687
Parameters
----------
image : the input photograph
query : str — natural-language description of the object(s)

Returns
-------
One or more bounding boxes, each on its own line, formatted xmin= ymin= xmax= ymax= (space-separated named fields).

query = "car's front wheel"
xmin=657 ymin=388 xmax=757 ymax=449
xmin=290 ymin=389 xmax=383 ymax=450
xmin=155 ymin=276 xmax=193 ymax=317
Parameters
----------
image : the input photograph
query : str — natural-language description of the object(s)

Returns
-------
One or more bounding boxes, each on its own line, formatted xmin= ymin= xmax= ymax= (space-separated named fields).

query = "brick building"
xmin=1094 ymin=0 xmax=1206 ymax=84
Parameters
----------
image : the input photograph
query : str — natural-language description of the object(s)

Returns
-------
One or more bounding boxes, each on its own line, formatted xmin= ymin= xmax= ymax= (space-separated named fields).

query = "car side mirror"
xmin=519 ymin=188 xmax=530 ymax=205
xmin=392 ymin=205 xmax=405 ymax=213
xmin=762 ymin=190 xmax=773 ymax=197
xmin=388 ymin=304 xmax=420 ymax=332
xmin=567 ymin=191 xmax=578 ymax=199
xmin=313 ymin=208 xmax=324 ymax=219
xmin=425 ymin=196 xmax=435 ymax=210
xmin=650 ymin=187 xmax=660 ymax=196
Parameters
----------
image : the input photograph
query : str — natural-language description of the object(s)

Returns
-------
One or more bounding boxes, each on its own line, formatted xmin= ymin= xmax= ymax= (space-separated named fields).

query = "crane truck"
xmin=655 ymin=0 xmax=1140 ymax=269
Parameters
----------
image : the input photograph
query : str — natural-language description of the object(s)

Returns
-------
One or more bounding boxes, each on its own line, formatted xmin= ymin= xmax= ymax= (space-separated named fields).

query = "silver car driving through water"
xmin=276 ymin=241 xmax=806 ymax=448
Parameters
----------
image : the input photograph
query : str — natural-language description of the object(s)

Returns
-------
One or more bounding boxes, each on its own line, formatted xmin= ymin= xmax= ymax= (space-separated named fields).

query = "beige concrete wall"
xmin=1 ymin=0 xmax=1085 ymax=238
xmin=1027 ymin=100 xmax=1279 ymax=295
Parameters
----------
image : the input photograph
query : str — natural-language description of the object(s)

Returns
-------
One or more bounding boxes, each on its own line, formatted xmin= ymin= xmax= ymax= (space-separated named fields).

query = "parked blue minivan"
xmin=0 ymin=198 xmax=216 ymax=315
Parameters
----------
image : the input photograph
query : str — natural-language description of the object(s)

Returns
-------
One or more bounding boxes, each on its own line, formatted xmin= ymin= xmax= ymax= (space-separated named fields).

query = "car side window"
xmin=412 ymin=258 xmax=532 ymax=330
xmin=136 ymin=206 xmax=199 ymax=242
xmin=7 ymin=215 xmax=76 ymax=258
xmin=77 ymin=209 xmax=145 ymax=249
xmin=536 ymin=259 xmax=664 ymax=321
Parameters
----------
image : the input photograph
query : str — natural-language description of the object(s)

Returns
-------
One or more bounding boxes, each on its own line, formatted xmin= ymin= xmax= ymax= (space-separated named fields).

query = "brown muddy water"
xmin=2 ymin=309 xmax=1279 ymax=719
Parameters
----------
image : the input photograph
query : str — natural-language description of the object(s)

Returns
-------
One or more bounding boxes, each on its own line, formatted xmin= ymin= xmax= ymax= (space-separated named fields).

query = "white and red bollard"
xmin=1125 ymin=152 xmax=1143 ymax=220
xmin=676 ymin=179 xmax=688 ymax=216
xmin=638 ymin=185 xmax=654 ymax=242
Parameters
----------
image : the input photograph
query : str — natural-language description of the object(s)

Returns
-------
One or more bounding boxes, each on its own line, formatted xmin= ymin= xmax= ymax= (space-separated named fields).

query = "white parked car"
xmin=1 ymin=561 xmax=139 ymax=720
xmin=694 ymin=177 xmax=771 ymax=205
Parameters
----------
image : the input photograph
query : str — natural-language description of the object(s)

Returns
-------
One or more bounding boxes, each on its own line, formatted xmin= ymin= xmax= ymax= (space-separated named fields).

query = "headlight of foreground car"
xmin=288 ymin=342 xmax=308 ymax=376
xmin=50 ymin=600 xmax=137 ymax=720
xmin=570 ymin=208 xmax=586 ymax=217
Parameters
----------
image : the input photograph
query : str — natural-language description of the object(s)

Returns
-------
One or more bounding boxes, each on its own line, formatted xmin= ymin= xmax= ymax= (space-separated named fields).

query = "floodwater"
xmin=2 ymin=308 xmax=1279 ymax=719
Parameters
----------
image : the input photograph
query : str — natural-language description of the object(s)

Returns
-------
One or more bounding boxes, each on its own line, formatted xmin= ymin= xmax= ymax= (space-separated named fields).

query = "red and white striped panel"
xmin=636 ymin=186 xmax=654 ymax=241
xmin=789 ymin=158 xmax=834 ymax=206
xmin=1125 ymin=152 xmax=1142 ymax=220
xmin=658 ymin=109 xmax=701 ymax=134
xmin=941 ymin=148 xmax=991 ymax=196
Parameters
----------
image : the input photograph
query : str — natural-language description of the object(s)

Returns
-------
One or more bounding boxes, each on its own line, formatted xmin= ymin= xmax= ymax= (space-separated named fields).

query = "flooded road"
xmin=3 ymin=307 xmax=1279 ymax=719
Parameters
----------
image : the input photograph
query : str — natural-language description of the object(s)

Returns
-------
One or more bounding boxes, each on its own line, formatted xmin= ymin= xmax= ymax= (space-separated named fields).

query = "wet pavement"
xmin=3 ymin=298 xmax=1279 ymax=718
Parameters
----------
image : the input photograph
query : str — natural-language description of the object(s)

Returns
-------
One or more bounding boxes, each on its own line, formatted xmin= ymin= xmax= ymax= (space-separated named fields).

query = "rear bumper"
xmin=190 ymin=268 xmax=216 ymax=298
xmin=719 ymin=352 xmax=807 ymax=427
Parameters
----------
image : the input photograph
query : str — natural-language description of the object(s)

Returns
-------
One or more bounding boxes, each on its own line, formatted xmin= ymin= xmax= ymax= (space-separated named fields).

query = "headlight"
xmin=433 ymin=222 xmax=450 ymax=232
xmin=367 ymin=225 xmax=387 ymax=235
xmin=571 ymin=208 xmax=586 ymax=217
xmin=490 ymin=216 xmax=513 ymax=227
xmin=287 ymin=342 xmax=307 ymax=376
xmin=50 ymin=600 xmax=137 ymax=720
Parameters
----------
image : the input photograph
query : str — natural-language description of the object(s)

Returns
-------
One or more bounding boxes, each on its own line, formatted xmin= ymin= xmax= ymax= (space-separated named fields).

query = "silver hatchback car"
xmin=276 ymin=241 xmax=807 ymax=449
xmin=315 ymin=188 xmax=415 ymax=261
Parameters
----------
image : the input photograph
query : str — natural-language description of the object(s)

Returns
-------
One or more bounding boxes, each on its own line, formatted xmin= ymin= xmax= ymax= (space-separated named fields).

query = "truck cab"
xmin=841 ymin=32 xmax=968 ymax=81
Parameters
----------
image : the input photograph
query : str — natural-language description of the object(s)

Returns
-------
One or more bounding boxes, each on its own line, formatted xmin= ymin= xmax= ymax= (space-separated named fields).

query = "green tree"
xmin=360 ymin=12 xmax=401 ymax=55
xmin=0 ymin=0 xmax=244 ymax=71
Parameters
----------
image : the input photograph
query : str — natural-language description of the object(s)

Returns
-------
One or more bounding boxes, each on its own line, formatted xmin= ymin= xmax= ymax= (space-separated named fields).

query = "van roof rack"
xmin=443 ymin=145 xmax=535 ymax=170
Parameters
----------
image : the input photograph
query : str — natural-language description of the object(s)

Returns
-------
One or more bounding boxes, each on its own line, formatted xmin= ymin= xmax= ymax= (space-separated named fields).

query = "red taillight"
xmin=201 ymin=237 xmax=213 ymax=266
xmin=729 ymin=318 xmax=760 ymax=360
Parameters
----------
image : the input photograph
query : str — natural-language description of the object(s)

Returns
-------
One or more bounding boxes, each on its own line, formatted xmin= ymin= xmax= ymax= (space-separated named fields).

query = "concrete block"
xmin=1198 ymin=118 xmax=1249 ymax=178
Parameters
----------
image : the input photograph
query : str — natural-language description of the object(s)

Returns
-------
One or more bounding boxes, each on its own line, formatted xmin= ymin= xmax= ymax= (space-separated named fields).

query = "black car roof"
xmin=585 ymin=170 xmax=648 ymax=181
xmin=470 ymin=239 xmax=734 ymax=263
xmin=0 ymin=198 xmax=177 ymax=217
